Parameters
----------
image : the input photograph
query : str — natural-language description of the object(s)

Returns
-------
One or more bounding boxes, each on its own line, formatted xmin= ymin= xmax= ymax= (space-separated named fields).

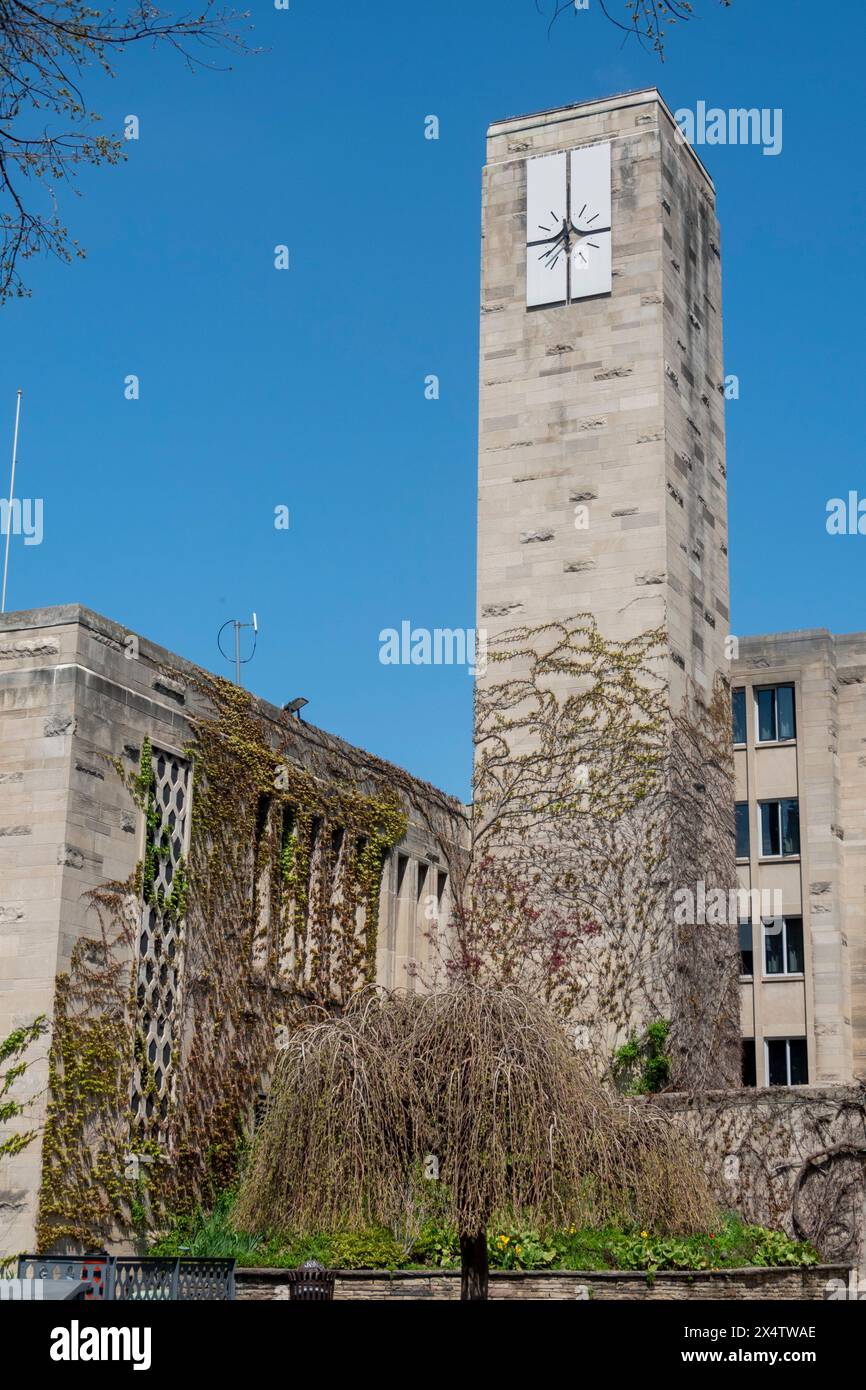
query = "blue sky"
xmin=2 ymin=1 xmax=864 ymax=800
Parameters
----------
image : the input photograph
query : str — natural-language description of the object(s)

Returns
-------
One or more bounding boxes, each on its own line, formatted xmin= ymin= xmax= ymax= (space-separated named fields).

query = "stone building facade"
xmin=0 ymin=604 xmax=466 ymax=1257
xmin=732 ymin=629 xmax=866 ymax=1087
xmin=476 ymin=87 xmax=729 ymax=708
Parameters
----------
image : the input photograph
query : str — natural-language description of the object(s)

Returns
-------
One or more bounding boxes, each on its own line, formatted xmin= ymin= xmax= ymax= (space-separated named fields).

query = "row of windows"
xmin=735 ymin=797 xmax=800 ymax=860
xmin=742 ymin=1037 xmax=808 ymax=1088
xmin=738 ymin=916 xmax=804 ymax=978
xmin=732 ymin=684 xmax=796 ymax=746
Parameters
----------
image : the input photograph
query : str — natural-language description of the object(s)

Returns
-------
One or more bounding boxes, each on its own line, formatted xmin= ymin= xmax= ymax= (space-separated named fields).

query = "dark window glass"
xmin=777 ymin=685 xmax=796 ymax=741
xmin=760 ymin=802 xmax=780 ymax=857
xmin=764 ymin=920 xmax=784 ymax=975
xmin=741 ymin=1040 xmax=756 ymax=1088
xmin=732 ymin=688 xmax=747 ymax=745
xmin=781 ymin=799 xmax=800 ymax=856
xmin=766 ymin=1038 xmax=788 ymax=1086
xmin=739 ymin=921 xmax=753 ymax=976
xmin=785 ymin=917 xmax=804 ymax=973
xmin=736 ymin=802 xmax=750 ymax=859
xmin=757 ymin=687 xmax=777 ymax=742
xmin=789 ymin=1039 xmax=808 ymax=1085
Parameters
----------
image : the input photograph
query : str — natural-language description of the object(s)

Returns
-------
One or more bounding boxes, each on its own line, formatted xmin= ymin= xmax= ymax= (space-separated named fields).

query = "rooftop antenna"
xmin=1 ymin=389 xmax=23 ymax=615
xmin=217 ymin=611 xmax=258 ymax=687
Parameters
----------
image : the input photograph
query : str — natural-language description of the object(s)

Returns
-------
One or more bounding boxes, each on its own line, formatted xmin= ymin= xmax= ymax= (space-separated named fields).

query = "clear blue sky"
xmin=2 ymin=1 xmax=864 ymax=800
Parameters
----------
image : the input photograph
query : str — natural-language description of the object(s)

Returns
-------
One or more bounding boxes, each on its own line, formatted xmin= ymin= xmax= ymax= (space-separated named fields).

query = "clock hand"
xmin=540 ymin=231 xmax=568 ymax=265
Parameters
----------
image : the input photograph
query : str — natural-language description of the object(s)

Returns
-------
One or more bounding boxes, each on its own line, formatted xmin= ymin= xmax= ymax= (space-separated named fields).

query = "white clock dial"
xmin=569 ymin=230 xmax=612 ymax=299
xmin=526 ymin=151 xmax=568 ymax=306
xmin=569 ymin=143 xmax=611 ymax=233
xmin=568 ymin=143 xmax=612 ymax=299
xmin=525 ymin=142 xmax=612 ymax=306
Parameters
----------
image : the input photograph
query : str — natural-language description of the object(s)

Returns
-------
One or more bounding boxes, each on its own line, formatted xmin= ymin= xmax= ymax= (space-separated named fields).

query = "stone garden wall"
xmin=650 ymin=1086 xmax=866 ymax=1272
xmin=236 ymin=1266 xmax=847 ymax=1301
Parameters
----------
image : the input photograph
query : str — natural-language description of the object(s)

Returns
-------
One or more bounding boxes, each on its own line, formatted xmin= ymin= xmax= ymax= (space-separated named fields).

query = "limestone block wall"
xmin=0 ymin=605 xmax=466 ymax=1257
xmin=235 ymin=1264 xmax=847 ymax=1302
xmin=733 ymin=629 xmax=866 ymax=1084
xmin=476 ymin=88 xmax=729 ymax=707
xmin=837 ymin=635 xmax=866 ymax=1079
xmin=651 ymin=1085 xmax=866 ymax=1272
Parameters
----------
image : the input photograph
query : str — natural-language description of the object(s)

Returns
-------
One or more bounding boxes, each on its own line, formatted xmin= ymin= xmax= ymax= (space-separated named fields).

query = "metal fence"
xmin=17 ymin=1254 xmax=235 ymax=1301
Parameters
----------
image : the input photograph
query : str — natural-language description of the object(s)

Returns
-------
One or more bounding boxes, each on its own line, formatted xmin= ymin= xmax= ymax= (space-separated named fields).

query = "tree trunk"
xmin=459 ymin=1229 xmax=489 ymax=1301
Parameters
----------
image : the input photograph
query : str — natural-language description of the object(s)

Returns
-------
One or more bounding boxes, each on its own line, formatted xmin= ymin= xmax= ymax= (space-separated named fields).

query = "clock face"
xmin=525 ymin=143 xmax=612 ymax=307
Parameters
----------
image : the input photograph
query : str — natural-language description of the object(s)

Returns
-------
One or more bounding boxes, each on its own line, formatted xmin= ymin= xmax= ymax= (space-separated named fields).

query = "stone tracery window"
xmin=130 ymin=745 xmax=191 ymax=1144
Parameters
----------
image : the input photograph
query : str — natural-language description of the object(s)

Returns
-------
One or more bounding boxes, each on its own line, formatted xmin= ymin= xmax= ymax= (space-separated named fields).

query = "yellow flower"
xmin=569 ymin=1224 xmax=575 ymax=1235
xmin=641 ymin=1230 xmax=649 ymax=1239
xmin=515 ymin=1245 xmax=523 ymax=1255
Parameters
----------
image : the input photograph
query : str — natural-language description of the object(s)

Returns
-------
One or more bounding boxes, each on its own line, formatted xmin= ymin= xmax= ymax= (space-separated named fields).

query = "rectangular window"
xmin=735 ymin=802 xmax=750 ymax=860
xmin=763 ymin=916 xmax=804 ymax=976
xmin=738 ymin=920 xmax=753 ymax=977
xmin=741 ymin=1040 xmax=756 ymax=1088
xmin=756 ymin=684 xmax=796 ymax=743
xmin=759 ymin=799 xmax=800 ymax=858
xmin=766 ymin=1037 xmax=808 ymax=1087
xmin=732 ymin=687 xmax=747 ymax=745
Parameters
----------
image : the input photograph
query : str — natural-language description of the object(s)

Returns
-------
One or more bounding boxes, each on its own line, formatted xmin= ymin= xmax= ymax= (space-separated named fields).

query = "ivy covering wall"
xmin=35 ymin=673 xmax=451 ymax=1252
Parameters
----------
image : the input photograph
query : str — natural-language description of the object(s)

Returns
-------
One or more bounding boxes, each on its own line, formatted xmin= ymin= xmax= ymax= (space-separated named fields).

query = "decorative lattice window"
xmin=130 ymin=744 xmax=191 ymax=1144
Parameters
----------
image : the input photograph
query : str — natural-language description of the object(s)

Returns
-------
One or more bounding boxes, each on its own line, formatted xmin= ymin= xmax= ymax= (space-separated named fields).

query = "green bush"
xmin=552 ymin=1215 xmax=817 ymax=1272
xmin=328 ymin=1229 xmax=403 ymax=1270
xmin=488 ymin=1226 xmax=558 ymax=1270
xmin=149 ymin=1195 xmax=817 ymax=1273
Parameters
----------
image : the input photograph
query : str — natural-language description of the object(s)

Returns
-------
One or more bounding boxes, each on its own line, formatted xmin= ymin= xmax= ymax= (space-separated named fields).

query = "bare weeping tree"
xmin=0 ymin=2 xmax=253 ymax=301
xmin=233 ymin=985 xmax=717 ymax=1300
xmin=538 ymin=0 xmax=732 ymax=58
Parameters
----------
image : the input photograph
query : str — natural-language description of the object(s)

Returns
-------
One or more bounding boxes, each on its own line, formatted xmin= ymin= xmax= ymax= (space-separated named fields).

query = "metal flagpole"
xmin=1 ymin=389 xmax=23 ymax=615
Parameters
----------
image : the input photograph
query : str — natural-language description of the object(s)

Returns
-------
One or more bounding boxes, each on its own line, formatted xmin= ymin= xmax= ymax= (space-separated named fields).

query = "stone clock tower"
xmin=474 ymin=89 xmax=738 ymax=1088
xmin=476 ymin=88 xmax=730 ymax=706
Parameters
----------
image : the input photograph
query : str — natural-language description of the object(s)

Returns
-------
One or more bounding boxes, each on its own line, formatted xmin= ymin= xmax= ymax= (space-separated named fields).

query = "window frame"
xmin=738 ymin=919 xmax=754 ymax=979
xmin=764 ymin=1037 xmax=808 ymax=1087
xmin=741 ymin=1039 xmax=757 ymax=1088
xmin=735 ymin=800 xmax=751 ymax=861
xmin=758 ymin=797 xmax=800 ymax=860
xmin=754 ymin=683 xmax=797 ymax=746
xmin=732 ymin=686 xmax=747 ymax=747
xmin=762 ymin=915 xmax=804 ymax=978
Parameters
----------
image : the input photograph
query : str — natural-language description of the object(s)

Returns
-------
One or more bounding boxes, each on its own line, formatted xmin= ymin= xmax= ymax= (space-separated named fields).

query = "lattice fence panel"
xmin=130 ymin=746 xmax=191 ymax=1144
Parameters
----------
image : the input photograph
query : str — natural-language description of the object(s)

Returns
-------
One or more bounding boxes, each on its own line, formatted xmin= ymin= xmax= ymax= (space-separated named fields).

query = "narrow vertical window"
xmin=780 ymin=798 xmax=800 ymax=856
xmin=738 ymin=920 xmax=753 ymax=977
xmin=757 ymin=687 xmax=777 ymax=742
xmin=777 ymin=685 xmax=796 ymax=741
xmin=741 ymin=1040 xmax=756 ymax=1088
xmin=735 ymin=802 xmax=750 ymax=859
xmin=760 ymin=801 xmax=779 ymax=857
xmin=732 ymin=687 xmax=747 ymax=745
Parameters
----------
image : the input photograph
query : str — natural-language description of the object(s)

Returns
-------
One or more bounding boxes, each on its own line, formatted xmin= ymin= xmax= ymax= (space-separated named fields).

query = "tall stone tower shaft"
xmin=473 ymin=90 xmax=738 ymax=1087
xmin=476 ymin=88 xmax=729 ymax=702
